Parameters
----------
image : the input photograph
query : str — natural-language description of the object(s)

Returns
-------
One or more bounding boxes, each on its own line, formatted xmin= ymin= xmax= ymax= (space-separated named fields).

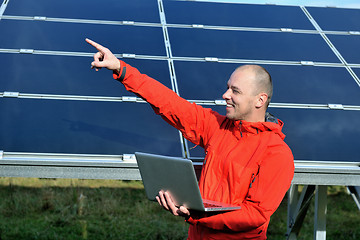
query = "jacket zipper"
xmin=249 ymin=173 xmax=256 ymax=188
xmin=239 ymin=121 xmax=243 ymax=138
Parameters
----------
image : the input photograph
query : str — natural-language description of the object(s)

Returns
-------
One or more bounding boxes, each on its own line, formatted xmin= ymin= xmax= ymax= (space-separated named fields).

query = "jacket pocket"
xmin=245 ymin=165 xmax=260 ymax=200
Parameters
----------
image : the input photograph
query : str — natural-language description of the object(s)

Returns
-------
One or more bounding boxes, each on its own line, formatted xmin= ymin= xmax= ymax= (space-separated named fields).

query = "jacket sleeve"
xmin=187 ymin=146 xmax=294 ymax=232
xmin=113 ymin=60 xmax=221 ymax=148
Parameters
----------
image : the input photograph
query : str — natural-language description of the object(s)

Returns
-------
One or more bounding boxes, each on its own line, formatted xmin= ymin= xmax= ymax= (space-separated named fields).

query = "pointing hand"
xmin=85 ymin=38 xmax=120 ymax=73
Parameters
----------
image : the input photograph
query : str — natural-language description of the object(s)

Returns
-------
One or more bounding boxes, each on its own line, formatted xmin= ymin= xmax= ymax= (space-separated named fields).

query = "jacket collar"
xmin=232 ymin=112 xmax=286 ymax=139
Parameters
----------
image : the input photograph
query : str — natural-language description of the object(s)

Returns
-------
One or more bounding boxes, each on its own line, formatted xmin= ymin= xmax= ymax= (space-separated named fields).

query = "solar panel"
xmin=265 ymin=65 xmax=360 ymax=105
xmin=327 ymin=35 xmax=360 ymax=64
xmin=174 ymin=61 xmax=360 ymax=105
xmin=0 ymin=98 xmax=182 ymax=156
xmin=0 ymin=0 xmax=359 ymax=162
xmin=354 ymin=68 xmax=360 ymax=78
xmin=174 ymin=61 xmax=237 ymax=100
xmin=163 ymin=1 xmax=315 ymax=29
xmin=0 ymin=20 xmax=166 ymax=56
xmin=4 ymin=0 xmax=160 ymax=23
xmin=307 ymin=7 xmax=360 ymax=31
xmin=0 ymin=54 xmax=172 ymax=96
xmin=271 ymin=108 xmax=360 ymax=162
xmin=168 ymin=28 xmax=340 ymax=62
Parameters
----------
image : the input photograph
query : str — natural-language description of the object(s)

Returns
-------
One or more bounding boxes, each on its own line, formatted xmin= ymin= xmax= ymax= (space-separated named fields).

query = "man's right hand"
xmin=85 ymin=38 xmax=120 ymax=73
xmin=156 ymin=190 xmax=190 ymax=218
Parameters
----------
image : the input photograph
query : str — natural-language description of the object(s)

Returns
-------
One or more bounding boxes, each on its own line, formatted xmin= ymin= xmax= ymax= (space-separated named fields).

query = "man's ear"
xmin=255 ymin=93 xmax=268 ymax=108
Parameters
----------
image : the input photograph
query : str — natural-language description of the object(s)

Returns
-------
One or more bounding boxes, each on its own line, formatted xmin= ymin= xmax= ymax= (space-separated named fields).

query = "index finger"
xmin=85 ymin=38 xmax=105 ymax=52
xmin=164 ymin=192 xmax=179 ymax=214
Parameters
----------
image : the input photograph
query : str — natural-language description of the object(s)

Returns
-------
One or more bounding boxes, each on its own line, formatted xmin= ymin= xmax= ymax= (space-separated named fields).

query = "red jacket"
xmin=114 ymin=60 xmax=294 ymax=240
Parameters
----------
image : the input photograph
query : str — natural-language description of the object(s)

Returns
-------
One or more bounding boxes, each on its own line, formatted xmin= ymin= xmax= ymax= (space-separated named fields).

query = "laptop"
xmin=135 ymin=152 xmax=241 ymax=212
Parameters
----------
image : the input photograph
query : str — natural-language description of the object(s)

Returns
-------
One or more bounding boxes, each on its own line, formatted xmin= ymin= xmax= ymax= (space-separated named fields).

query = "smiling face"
xmin=222 ymin=65 xmax=270 ymax=122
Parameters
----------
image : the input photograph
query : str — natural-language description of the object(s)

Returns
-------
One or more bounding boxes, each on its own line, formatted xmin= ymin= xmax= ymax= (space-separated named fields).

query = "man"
xmin=86 ymin=38 xmax=294 ymax=239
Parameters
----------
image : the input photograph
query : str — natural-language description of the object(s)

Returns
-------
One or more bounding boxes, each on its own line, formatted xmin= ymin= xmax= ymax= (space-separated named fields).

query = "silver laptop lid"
xmin=135 ymin=152 xmax=206 ymax=211
xmin=135 ymin=152 xmax=241 ymax=212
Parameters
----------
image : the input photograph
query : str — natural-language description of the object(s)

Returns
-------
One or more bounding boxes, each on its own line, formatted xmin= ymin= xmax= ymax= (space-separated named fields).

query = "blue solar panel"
xmin=353 ymin=68 xmax=360 ymax=80
xmin=163 ymin=1 xmax=315 ymax=30
xmin=4 ymin=0 xmax=160 ymax=23
xmin=266 ymin=65 xmax=360 ymax=105
xmin=1 ymin=0 xmax=359 ymax=161
xmin=174 ymin=61 xmax=237 ymax=100
xmin=328 ymin=35 xmax=360 ymax=64
xmin=174 ymin=61 xmax=360 ymax=105
xmin=0 ymin=20 xmax=166 ymax=56
xmin=0 ymin=54 xmax=172 ymax=96
xmin=271 ymin=108 xmax=360 ymax=162
xmin=307 ymin=7 xmax=360 ymax=31
xmin=0 ymin=98 xmax=182 ymax=156
xmin=187 ymin=107 xmax=360 ymax=161
xmin=168 ymin=28 xmax=340 ymax=62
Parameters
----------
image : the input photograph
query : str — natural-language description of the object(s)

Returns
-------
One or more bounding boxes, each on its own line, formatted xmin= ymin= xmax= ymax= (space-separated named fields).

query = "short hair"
xmin=236 ymin=65 xmax=273 ymax=108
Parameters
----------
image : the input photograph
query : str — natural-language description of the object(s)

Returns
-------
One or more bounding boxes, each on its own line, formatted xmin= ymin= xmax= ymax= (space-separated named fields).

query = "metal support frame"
xmin=0 ymin=152 xmax=360 ymax=240
xmin=287 ymin=185 xmax=316 ymax=239
xmin=314 ymin=185 xmax=327 ymax=239
xmin=347 ymin=186 xmax=360 ymax=210
xmin=0 ymin=151 xmax=140 ymax=180
xmin=287 ymin=161 xmax=360 ymax=240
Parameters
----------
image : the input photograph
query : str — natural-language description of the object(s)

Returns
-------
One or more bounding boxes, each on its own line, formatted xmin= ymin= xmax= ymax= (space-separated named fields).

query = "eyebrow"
xmin=228 ymin=85 xmax=242 ymax=92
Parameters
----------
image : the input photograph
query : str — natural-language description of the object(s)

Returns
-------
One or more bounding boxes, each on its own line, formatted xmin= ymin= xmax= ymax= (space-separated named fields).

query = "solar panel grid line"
xmin=125 ymin=54 xmax=168 ymax=61
xmin=158 ymin=1 xmax=184 ymax=101
xmin=158 ymin=0 xmax=191 ymax=158
xmin=345 ymin=67 xmax=360 ymax=87
xmin=189 ymin=100 xmax=360 ymax=111
xmin=348 ymin=64 xmax=360 ymax=68
xmin=322 ymin=36 xmax=348 ymax=63
xmin=310 ymin=62 xmax=346 ymax=67
xmin=177 ymin=127 xmax=190 ymax=159
xmin=0 ymin=48 xmax=18 ymax=53
xmin=349 ymin=31 xmax=360 ymax=35
xmin=324 ymin=30 xmax=360 ymax=36
xmin=158 ymin=0 xmax=176 ymax=82
xmin=172 ymin=56 xmax=346 ymax=67
xmin=0 ymin=48 xmax=169 ymax=60
xmin=176 ymin=24 xmax=332 ymax=35
xmin=7 ymin=13 xmax=356 ymax=36
xmin=0 ymin=0 xmax=8 ymax=18
xmin=346 ymin=105 xmax=360 ymax=111
xmin=2 ymin=91 xmax=360 ymax=111
xmin=165 ymin=23 xmax=336 ymax=37
xmin=1 ymin=15 xmax=32 ymax=20
xmin=0 ymin=47 xmax=350 ymax=68
xmin=166 ymin=23 xmax=287 ymax=33
xmin=1 ymin=14 xmax=163 ymax=28
xmin=0 ymin=92 xmax=148 ymax=103
xmin=167 ymin=60 xmax=181 ymax=94
xmin=270 ymin=103 xmax=360 ymax=111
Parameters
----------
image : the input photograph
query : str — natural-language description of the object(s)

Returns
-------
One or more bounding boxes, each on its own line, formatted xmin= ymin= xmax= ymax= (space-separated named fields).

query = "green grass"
xmin=0 ymin=178 xmax=359 ymax=240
